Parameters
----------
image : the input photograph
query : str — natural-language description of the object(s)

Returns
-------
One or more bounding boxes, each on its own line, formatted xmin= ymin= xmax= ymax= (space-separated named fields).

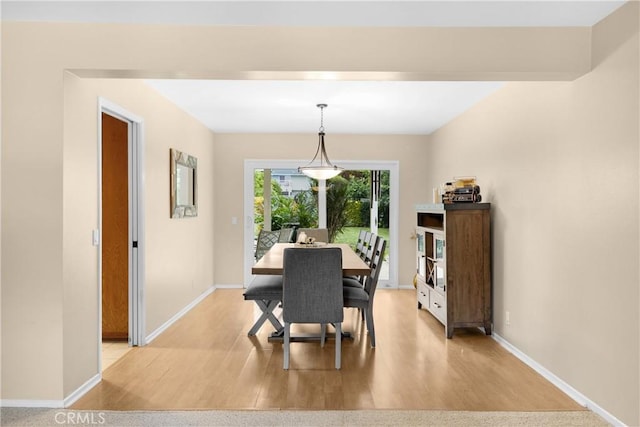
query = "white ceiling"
xmin=3 ymin=1 xmax=625 ymax=134
xmin=144 ymin=80 xmax=507 ymax=134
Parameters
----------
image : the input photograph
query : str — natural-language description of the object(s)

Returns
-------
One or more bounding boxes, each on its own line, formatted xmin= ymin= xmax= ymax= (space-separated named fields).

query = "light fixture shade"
xmin=299 ymin=104 xmax=343 ymax=181
xmin=299 ymin=165 xmax=343 ymax=180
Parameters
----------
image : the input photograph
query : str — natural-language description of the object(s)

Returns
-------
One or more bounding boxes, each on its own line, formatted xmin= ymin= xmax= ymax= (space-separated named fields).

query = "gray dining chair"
xmin=296 ymin=228 xmax=329 ymax=243
xmin=344 ymin=234 xmax=379 ymax=289
xmin=282 ymin=247 xmax=343 ymax=370
xmin=354 ymin=230 xmax=367 ymax=257
xmin=363 ymin=232 xmax=377 ymax=264
xmin=278 ymin=228 xmax=294 ymax=243
xmin=358 ymin=231 xmax=372 ymax=261
xmin=255 ymin=229 xmax=280 ymax=261
xmin=343 ymin=236 xmax=386 ymax=348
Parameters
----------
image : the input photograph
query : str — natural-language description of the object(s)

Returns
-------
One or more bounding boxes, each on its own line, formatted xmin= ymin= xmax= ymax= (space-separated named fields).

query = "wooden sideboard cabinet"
xmin=415 ymin=203 xmax=492 ymax=338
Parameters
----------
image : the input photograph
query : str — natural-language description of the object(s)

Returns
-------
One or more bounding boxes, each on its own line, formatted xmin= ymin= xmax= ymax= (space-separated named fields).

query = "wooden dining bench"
xmin=243 ymin=275 xmax=284 ymax=336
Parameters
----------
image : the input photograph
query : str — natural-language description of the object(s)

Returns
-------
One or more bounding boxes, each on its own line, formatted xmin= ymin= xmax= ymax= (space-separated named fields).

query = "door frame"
xmin=243 ymin=159 xmax=399 ymax=288
xmin=98 ymin=98 xmax=146 ymax=363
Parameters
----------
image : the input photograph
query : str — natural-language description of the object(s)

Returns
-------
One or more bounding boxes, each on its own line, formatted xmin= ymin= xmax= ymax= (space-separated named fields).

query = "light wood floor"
xmin=101 ymin=340 xmax=131 ymax=371
xmin=73 ymin=289 xmax=584 ymax=411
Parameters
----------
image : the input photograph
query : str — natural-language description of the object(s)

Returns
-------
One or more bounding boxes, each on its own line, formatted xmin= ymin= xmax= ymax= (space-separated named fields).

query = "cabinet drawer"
xmin=428 ymin=289 xmax=446 ymax=323
xmin=417 ymin=280 xmax=429 ymax=307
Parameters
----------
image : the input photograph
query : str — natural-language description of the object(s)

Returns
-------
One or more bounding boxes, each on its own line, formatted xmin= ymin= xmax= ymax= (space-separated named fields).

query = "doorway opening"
xmin=98 ymin=98 xmax=145 ymax=372
xmin=244 ymin=160 xmax=398 ymax=288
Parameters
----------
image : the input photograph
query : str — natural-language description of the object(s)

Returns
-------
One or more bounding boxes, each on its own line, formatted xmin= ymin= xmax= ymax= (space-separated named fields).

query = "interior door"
xmin=101 ymin=112 xmax=129 ymax=340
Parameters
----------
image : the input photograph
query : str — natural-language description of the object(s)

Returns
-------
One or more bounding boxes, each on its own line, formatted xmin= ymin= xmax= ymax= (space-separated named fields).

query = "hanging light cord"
xmin=318 ymin=104 xmax=325 ymax=133
xmin=304 ymin=104 xmax=335 ymax=168
xmin=298 ymin=103 xmax=343 ymax=179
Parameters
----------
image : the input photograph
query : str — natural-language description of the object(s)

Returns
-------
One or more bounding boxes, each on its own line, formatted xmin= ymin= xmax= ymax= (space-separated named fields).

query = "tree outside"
xmin=254 ymin=170 xmax=318 ymax=234
xmin=254 ymin=169 xmax=390 ymax=243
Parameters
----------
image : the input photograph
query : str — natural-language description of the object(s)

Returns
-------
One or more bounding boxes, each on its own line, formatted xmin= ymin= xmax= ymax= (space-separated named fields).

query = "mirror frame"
xmin=170 ymin=148 xmax=198 ymax=218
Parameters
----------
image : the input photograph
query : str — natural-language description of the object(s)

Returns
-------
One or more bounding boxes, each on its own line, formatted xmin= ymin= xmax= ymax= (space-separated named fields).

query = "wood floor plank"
xmin=73 ymin=289 xmax=585 ymax=412
xmin=254 ymin=347 xmax=287 ymax=409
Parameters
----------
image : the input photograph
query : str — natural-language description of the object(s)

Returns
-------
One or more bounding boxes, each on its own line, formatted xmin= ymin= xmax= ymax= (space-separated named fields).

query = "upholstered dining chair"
xmin=296 ymin=228 xmax=329 ymax=243
xmin=343 ymin=237 xmax=386 ymax=348
xmin=282 ymin=247 xmax=344 ymax=370
xmin=255 ymin=229 xmax=280 ymax=261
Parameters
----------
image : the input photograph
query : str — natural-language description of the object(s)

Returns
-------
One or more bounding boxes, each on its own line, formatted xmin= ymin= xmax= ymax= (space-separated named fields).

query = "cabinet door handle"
xmin=433 ymin=302 xmax=441 ymax=308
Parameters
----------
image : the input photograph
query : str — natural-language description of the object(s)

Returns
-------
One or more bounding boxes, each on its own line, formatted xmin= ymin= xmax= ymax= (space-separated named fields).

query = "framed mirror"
xmin=170 ymin=148 xmax=198 ymax=218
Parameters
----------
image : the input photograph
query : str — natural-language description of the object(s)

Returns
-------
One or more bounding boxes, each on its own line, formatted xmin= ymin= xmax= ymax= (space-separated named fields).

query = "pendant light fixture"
xmin=298 ymin=103 xmax=344 ymax=180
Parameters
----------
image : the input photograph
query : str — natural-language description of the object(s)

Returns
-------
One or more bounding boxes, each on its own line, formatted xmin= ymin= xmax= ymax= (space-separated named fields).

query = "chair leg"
xmin=283 ymin=322 xmax=291 ymax=370
xmin=335 ymin=322 xmax=342 ymax=369
xmin=365 ymin=306 xmax=376 ymax=348
xmin=320 ymin=323 xmax=326 ymax=347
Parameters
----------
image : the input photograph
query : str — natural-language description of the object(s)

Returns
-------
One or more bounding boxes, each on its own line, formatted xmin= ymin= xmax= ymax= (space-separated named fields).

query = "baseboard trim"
xmin=492 ymin=333 xmax=624 ymax=427
xmin=0 ymin=399 xmax=63 ymax=408
xmin=145 ymin=285 xmax=215 ymax=344
xmin=0 ymin=375 xmax=101 ymax=409
xmin=214 ymin=284 xmax=244 ymax=289
xmin=2 ymin=287 xmax=218 ymax=409
xmin=63 ymin=373 xmax=101 ymax=408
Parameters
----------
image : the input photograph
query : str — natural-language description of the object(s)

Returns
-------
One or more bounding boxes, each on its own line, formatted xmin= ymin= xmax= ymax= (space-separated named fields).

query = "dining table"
xmin=245 ymin=242 xmax=371 ymax=341
xmin=251 ymin=242 xmax=371 ymax=276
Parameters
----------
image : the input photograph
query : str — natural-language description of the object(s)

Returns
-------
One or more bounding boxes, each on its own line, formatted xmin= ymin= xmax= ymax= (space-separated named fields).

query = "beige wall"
xmin=1 ymin=65 xmax=216 ymax=398
xmin=426 ymin=4 xmax=639 ymax=425
xmin=61 ymin=76 xmax=216 ymax=396
xmin=2 ymin=27 xmax=66 ymax=400
xmin=63 ymin=77 xmax=215 ymax=396
xmin=0 ymin=6 xmax=637 ymax=425
xmin=213 ymin=133 xmax=429 ymax=286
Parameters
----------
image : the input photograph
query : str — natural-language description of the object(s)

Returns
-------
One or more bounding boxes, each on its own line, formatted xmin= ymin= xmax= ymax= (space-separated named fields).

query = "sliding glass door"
xmin=253 ymin=167 xmax=320 ymax=234
xmin=244 ymin=160 xmax=398 ymax=288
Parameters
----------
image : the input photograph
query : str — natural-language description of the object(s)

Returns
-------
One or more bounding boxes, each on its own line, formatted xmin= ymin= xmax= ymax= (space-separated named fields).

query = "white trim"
xmin=0 ymin=399 xmax=64 ymax=408
xmin=145 ymin=285 xmax=215 ymax=344
xmin=214 ymin=284 xmax=244 ymax=289
xmin=243 ymin=159 xmax=399 ymax=288
xmin=0 ymin=373 xmax=101 ymax=408
xmin=135 ymin=122 xmax=147 ymax=346
xmin=492 ymin=333 xmax=625 ymax=427
xmin=385 ymin=161 xmax=399 ymax=289
xmin=127 ymin=114 xmax=137 ymax=346
xmin=98 ymin=97 xmax=146 ymax=358
xmin=63 ymin=374 xmax=102 ymax=408
xmin=317 ymin=179 xmax=327 ymax=229
xmin=98 ymin=97 xmax=143 ymax=123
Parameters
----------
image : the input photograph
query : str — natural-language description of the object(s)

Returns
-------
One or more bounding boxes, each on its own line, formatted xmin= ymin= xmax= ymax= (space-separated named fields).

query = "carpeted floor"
xmin=1 ymin=408 xmax=609 ymax=426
